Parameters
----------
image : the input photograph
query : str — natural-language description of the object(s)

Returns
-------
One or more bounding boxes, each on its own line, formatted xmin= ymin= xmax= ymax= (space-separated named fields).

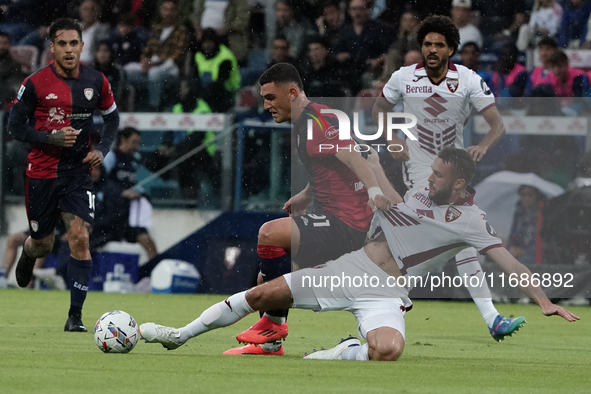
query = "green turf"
xmin=0 ymin=290 xmax=588 ymax=393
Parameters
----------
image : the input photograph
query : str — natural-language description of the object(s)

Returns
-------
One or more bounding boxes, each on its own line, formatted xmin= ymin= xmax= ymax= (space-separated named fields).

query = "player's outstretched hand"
xmin=48 ymin=127 xmax=80 ymax=147
xmin=465 ymin=145 xmax=488 ymax=162
xmin=390 ymin=139 xmax=409 ymax=161
xmin=83 ymin=150 xmax=104 ymax=167
xmin=540 ymin=302 xmax=580 ymax=322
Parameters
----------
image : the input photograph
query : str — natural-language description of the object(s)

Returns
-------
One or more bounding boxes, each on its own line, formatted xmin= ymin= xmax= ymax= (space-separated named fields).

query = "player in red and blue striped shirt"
xmin=8 ymin=18 xmax=120 ymax=332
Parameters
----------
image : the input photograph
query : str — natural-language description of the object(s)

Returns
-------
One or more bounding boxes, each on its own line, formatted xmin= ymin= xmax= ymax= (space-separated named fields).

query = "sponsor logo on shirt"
xmin=67 ymin=113 xmax=92 ymax=119
xmin=406 ymin=85 xmax=432 ymax=94
xmin=45 ymin=93 xmax=58 ymax=99
xmin=325 ymin=125 xmax=339 ymax=139
xmin=424 ymin=93 xmax=447 ymax=117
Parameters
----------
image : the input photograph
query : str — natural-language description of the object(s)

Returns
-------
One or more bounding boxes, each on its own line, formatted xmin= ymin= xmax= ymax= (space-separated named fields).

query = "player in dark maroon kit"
xmin=224 ymin=63 xmax=391 ymax=355
xmin=8 ymin=18 xmax=120 ymax=332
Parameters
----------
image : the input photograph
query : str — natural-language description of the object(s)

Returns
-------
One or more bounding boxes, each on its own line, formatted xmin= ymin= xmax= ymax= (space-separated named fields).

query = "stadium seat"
xmin=10 ymin=45 xmax=38 ymax=73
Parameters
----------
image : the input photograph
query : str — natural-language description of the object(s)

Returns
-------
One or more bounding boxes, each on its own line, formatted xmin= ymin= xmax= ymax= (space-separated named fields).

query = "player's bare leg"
xmin=141 ymin=277 xmax=294 ymax=350
xmin=15 ymin=233 xmax=54 ymax=287
xmin=3 ymin=231 xmax=28 ymax=272
xmin=225 ymin=218 xmax=298 ymax=355
xmin=62 ymin=212 xmax=93 ymax=332
xmin=455 ymin=248 xmax=526 ymax=341
xmin=137 ymin=232 xmax=158 ymax=260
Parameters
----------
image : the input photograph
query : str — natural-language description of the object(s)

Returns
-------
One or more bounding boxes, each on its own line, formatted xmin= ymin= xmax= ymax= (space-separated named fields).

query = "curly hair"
xmin=416 ymin=15 xmax=461 ymax=56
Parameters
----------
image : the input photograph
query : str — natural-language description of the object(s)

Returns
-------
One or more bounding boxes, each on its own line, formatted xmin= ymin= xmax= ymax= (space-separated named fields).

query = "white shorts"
xmin=284 ymin=249 xmax=412 ymax=339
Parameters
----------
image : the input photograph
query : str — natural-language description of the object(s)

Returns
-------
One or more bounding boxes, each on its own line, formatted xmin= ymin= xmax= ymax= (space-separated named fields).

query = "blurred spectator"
xmin=0 ymin=225 xmax=67 ymax=289
xmin=267 ymin=36 xmax=298 ymax=69
xmin=0 ymin=31 xmax=24 ymax=105
xmin=191 ymin=0 xmax=250 ymax=65
xmin=110 ymin=13 xmax=147 ymax=68
xmin=403 ymin=49 xmax=422 ymax=66
xmin=192 ymin=28 xmax=241 ymax=113
xmin=527 ymin=37 xmax=557 ymax=95
xmin=315 ymin=0 xmax=346 ymax=53
xmin=301 ymin=36 xmax=348 ymax=97
xmin=542 ymin=152 xmax=591 ymax=264
xmin=92 ymin=41 xmax=126 ymax=104
xmin=569 ymin=151 xmax=591 ymax=189
xmin=126 ymin=0 xmax=189 ymax=111
xmin=78 ymin=0 xmax=111 ymax=65
xmin=0 ymin=0 xmax=35 ymax=43
xmin=557 ymin=0 xmax=591 ymax=48
xmin=474 ymin=0 xmax=527 ymax=50
xmin=547 ymin=50 xmax=590 ymax=115
xmin=94 ymin=128 xmax=159 ymax=259
xmin=507 ymin=185 xmax=546 ymax=265
xmin=275 ymin=0 xmax=315 ymax=59
xmin=516 ymin=0 xmax=563 ymax=51
xmin=380 ymin=10 xmax=420 ymax=78
xmin=451 ymin=0 xmax=483 ymax=50
xmin=335 ymin=0 xmax=393 ymax=93
xmin=16 ymin=0 xmax=67 ymax=54
xmin=146 ymin=109 xmax=221 ymax=203
xmin=490 ymin=44 xmax=528 ymax=99
xmin=100 ymin=0 xmax=158 ymax=29
xmin=460 ymin=42 xmax=494 ymax=88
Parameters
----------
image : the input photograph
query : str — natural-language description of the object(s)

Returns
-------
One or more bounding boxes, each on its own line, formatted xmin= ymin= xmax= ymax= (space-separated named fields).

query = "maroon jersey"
xmin=10 ymin=63 xmax=116 ymax=179
xmin=293 ymin=102 xmax=372 ymax=232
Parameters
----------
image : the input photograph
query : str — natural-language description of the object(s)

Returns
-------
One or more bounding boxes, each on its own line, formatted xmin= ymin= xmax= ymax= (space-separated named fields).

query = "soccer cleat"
xmin=64 ymin=315 xmax=88 ymax=332
xmin=489 ymin=314 xmax=526 ymax=342
xmin=223 ymin=343 xmax=285 ymax=356
xmin=15 ymin=246 xmax=36 ymax=288
xmin=235 ymin=316 xmax=288 ymax=344
xmin=139 ymin=323 xmax=186 ymax=350
xmin=303 ymin=336 xmax=361 ymax=360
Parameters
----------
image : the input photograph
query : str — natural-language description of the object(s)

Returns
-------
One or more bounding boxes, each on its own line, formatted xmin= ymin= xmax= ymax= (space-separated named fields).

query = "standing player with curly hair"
xmin=373 ymin=15 xmax=523 ymax=341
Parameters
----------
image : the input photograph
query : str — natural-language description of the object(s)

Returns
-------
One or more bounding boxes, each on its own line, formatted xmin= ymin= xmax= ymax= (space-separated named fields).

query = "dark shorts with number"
xmin=25 ymin=175 xmax=94 ymax=239
xmin=293 ymin=212 xmax=367 ymax=269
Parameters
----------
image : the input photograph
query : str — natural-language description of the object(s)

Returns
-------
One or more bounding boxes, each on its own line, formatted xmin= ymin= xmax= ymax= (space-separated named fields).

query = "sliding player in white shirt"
xmin=372 ymin=15 xmax=520 ymax=340
xmin=139 ymin=147 xmax=579 ymax=361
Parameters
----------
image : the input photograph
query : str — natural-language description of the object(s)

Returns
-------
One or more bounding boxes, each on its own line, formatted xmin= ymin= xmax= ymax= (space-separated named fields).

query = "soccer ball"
xmin=94 ymin=310 xmax=140 ymax=353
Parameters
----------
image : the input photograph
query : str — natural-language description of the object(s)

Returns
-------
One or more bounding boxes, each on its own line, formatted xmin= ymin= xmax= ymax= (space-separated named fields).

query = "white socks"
xmin=263 ymin=312 xmax=286 ymax=325
xmin=341 ymin=343 xmax=369 ymax=361
xmin=179 ymin=291 xmax=254 ymax=342
xmin=456 ymin=248 xmax=498 ymax=328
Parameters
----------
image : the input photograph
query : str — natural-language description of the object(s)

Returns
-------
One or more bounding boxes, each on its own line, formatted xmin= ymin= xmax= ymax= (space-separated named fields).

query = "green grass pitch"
xmin=0 ymin=290 xmax=588 ymax=393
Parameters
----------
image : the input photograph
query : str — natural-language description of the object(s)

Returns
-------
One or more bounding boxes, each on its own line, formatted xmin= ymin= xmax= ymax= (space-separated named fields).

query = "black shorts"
xmin=25 ymin=175 xmax=94 ymax=239
xmin=293 ymin=213 xmax=367 ymax=268
xmin=123 ymin=226 xmax=148 ymax=243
